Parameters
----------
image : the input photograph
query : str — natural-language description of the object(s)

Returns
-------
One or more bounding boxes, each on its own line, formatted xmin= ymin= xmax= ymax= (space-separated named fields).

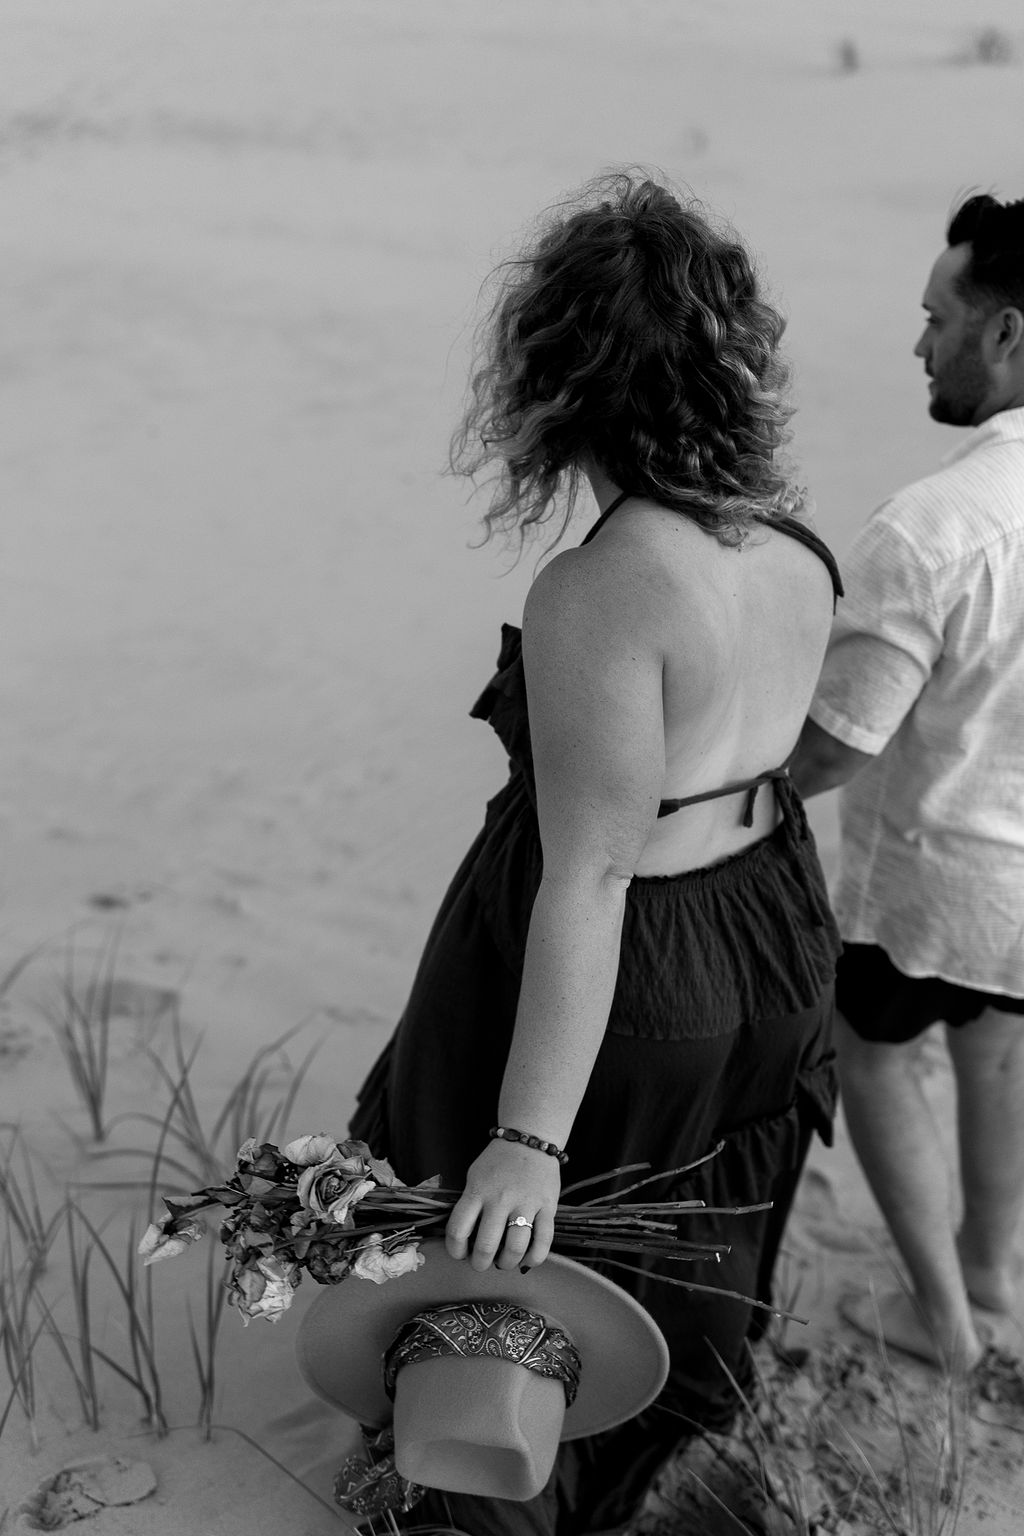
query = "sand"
xmin=1 ymin=2 xmax=1023 ymax=1530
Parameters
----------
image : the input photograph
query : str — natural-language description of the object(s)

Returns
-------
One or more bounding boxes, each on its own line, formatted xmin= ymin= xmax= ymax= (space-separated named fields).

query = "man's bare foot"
xmin=840 ymin=1287 xmax=984 ymax=1371
xmin=957 ymin=1236 xmax=1021 ymax=1314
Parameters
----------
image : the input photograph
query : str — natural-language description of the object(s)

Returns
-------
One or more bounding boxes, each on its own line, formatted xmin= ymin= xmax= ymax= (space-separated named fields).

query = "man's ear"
xmin=988 ymin=305 xmax=1024 ymax=361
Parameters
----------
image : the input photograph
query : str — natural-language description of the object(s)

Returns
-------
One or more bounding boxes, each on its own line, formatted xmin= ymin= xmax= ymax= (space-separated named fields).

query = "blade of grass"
xmin=67 ymin=1203 xmax=167 ymax=1435
xmin=0 ymin=1232 xmax=46 ymax=1450
xmin=186 ymin=1237 xmax=228 ymax=1442
xmin=0 ymin=1132 xmax=61 ymax=1278
xmin=0 ymin=1310 xmax=47 ymax=1444
xmin=43 ymin=931 xmax=124 ymax=1143
xmin=210 ymin=1023 xmax=309 ymax=1153
xmin=262 ymin=1036 xmax=323 ymax=1145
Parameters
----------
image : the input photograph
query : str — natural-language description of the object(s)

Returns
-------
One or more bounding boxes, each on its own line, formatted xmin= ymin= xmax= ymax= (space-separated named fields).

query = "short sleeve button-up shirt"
xmin=810 ymin=404 xmax=1024 ymax=997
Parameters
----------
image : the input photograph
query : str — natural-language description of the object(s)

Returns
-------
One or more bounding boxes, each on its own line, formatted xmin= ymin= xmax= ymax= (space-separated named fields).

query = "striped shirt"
xmin=810 ymin=404 xmax=1024 ymax=997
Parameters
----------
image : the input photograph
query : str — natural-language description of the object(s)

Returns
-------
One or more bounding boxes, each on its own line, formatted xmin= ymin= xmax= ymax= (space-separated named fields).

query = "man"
xmin=792 ymin=193 xmax=1024 ymax=1370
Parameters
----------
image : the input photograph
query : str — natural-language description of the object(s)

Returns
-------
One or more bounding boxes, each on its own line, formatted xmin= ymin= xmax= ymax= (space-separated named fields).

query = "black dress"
xmin=350 ymin=503 xmax=843 ymax=1535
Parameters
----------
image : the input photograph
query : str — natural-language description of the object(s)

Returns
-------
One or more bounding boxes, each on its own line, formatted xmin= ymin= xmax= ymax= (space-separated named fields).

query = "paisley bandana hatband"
xmin=383 ymin=1300 xmax=582 ymax=1408
xmin=334 ymin=1425 xmax=425 ymax=1523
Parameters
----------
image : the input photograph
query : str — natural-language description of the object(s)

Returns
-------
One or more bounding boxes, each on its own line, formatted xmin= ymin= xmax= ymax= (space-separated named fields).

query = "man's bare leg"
xmin=835 ymin=1013 xmax=982 ymax=1368
xmin=948 ymin=1007 xmax=1024 ymax=1315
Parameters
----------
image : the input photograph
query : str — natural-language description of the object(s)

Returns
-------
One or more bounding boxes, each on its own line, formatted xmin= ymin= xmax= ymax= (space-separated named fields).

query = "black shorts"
xmin=836 ymin=943 xmax=1024 ymax=1044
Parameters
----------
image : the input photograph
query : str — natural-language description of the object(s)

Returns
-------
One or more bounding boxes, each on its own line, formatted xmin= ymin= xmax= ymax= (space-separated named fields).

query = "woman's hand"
xmin=445 ymin=1138 xmax=561 ymax=1272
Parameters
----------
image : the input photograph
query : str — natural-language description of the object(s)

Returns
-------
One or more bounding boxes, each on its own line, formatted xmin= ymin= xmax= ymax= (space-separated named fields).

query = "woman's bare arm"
xmin=446 ymin=543 xmax=668 ymax=1271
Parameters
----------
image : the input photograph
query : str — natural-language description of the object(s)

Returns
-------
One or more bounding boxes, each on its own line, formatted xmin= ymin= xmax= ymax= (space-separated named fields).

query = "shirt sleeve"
xmin=809 ymin=499 xmax=945 ymax=756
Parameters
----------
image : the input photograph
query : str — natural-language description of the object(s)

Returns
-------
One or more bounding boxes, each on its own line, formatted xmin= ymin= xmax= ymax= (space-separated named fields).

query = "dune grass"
xmin=638 ymin=1316 xmax=970 ymax=1536
xmin=40 ymin=930 xmax=124 ymax=1143
xmin=186 ymin=1229 xmax=229 ymax=1442
xmin=0 ymin=1236 xmax=48 ymax=1452
xmin=0 ymin=1126 xmax=55 ymax=1278
xmin=0 ymin=936 xmax=989 ymax=1534
xmin=62 ymin=1204 xmax=168 ymax=1436
xmin=0 ymin=946 xmax=324 ymax=1456
xmin=86 ymin=1009 xmax=323 ymax=1193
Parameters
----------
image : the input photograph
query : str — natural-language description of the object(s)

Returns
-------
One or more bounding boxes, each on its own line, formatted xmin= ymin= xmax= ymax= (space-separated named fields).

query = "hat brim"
xmin=295 ymin=1241 xmax=669 ymax=1440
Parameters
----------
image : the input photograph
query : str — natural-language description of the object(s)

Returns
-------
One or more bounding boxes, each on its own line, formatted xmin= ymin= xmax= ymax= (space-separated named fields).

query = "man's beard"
xmin=928 ymin=332 xmax=988 ymax=426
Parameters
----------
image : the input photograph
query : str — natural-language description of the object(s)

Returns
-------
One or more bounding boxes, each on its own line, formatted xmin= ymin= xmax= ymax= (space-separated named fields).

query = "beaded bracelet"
xmin=489 ymin=1125 xmax=569 ymax=1166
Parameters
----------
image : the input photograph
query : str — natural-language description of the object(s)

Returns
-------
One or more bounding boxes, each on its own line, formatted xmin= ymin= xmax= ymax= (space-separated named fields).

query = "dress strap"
xmin=657 ymin=766 xmax=792 ymax=827
xmin=764 ymin=515 xmax=844 ymax=610
xmin=580 ymin=491 xmax=633 ymax=545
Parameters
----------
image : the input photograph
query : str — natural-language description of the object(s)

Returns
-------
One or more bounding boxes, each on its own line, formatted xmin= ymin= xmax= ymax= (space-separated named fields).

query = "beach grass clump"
xmin=60 ymin=1203 xmax=169 ymax=1436
xmin=0 ymin=1181 xmax=212 ymax=1448
xmin=0 ymin=946 xmax=326 ymax=1448
xmin=634 ymin=1323 xmax=971 ymax=1536
xmin=42 ymin=1203 xmax=103 ymax=1430
xmin=41 ymin=931 xmax=125 ymax=1143
xmin=191 ymin=1019 xmax=323 ymax=1178
xmin=104 ymin=1013 xmax=323 ymax=1191
xmin=0 ymin=1233 xmax=48 ymax=1451
xmin=0 ymin=1126 xmax=55 ymax=1278
xmin=0 ymin=1135 xmax=65 ymax=1450
xmin=844 ymin=1301 xmax=968 ymax=1536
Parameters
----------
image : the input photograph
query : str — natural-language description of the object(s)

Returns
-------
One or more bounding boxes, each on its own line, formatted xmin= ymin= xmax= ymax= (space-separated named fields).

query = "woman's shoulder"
xmin=523 ymin=507 xmax=723 ymax=676
xmin=526 ymin=517 xmax=676 ymax=630
xmin=526 ymin=501 xmax=836 ymax=674
xmin=536 ymin=501 xmax=704 ymax=594
xmin=560 ymin=499 xmax=790 ymax=597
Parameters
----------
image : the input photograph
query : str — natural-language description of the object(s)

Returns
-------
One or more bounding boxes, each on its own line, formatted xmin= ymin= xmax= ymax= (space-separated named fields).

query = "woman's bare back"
xmin=540 ymin=496 xmax=835 ymax=877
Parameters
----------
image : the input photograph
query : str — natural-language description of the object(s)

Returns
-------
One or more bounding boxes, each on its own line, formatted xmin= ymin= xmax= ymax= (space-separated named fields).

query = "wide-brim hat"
xmin=296 ymin=1241 xmax=669 ymax=1500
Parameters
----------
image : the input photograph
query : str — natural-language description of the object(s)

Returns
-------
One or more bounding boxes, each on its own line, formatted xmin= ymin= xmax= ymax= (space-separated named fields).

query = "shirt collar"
xmin=941 ymin=404 xmax=1024 ymax=467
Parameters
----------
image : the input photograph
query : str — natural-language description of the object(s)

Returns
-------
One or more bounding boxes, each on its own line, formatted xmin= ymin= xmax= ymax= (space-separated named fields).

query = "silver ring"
xmin=506 ymin=1216 xmax=533 ymax=1230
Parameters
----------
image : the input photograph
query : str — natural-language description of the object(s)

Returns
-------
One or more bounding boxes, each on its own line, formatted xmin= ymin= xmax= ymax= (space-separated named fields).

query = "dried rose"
xmin=236 ymin=1139 xmax=283 ymax=1178
xmin=351 ymin=1236 xmax=424 ymax=1285
xmin=367 ymin=1153 xmax=399 ymax=1188
xmin=304 ymin=1240 xmax=354 ymax=1285
xmin=229 ymin=1255 xmax=300 ymax=1324
xmin=138 ymin=1214 xmax=204 ymax=1266
xmin=324 ymin=1176 xmax=374 ymax=1225
xmin=283 ymin=1134 xmax=342 ymax=1167
xmin=297 ymin=1154 xmax=375 ymax=1224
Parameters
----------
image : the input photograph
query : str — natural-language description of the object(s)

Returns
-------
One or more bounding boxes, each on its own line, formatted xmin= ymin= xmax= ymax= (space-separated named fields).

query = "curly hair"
xmin=947 ymin=192 xmax=1024 ymax=314
xmin=450 ymin=169 xmax=804 ymax=550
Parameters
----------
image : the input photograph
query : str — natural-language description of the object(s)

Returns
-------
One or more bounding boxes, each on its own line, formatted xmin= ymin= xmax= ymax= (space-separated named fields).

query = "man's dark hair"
xmin=946 ymin=193 xmax=1024 ymax=313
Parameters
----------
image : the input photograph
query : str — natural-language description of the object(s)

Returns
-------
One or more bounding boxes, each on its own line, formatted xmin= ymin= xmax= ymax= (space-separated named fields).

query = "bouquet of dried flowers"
xmin=139 ymin=1133 xmax=771 ymax=1326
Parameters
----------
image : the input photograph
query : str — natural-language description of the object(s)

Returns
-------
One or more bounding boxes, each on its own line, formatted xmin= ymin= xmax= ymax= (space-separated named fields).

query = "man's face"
xmin=914 ymin=244 xmax=992 ymax=426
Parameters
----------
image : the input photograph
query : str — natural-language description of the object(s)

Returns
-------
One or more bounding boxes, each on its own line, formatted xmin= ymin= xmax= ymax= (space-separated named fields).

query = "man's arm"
xmin=790 ymin=717 xmax=875 ymax=799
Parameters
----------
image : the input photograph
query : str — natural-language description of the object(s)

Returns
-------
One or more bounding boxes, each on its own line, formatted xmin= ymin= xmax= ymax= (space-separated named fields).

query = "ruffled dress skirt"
xmin=351 ymin=747 xmax=839 ymax=1533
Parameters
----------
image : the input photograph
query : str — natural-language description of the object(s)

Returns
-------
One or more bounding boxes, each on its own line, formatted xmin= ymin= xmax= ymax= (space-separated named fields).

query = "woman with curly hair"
xmin=352 ymin=170 xmax=842 ymax=1534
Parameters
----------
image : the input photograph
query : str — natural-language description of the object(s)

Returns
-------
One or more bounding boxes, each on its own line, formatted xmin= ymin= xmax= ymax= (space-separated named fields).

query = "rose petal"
xmin=283 ymin=1133 xmax=340 ymax=1167
xmin=138 ymin=1218 xmax=203 ymax=1266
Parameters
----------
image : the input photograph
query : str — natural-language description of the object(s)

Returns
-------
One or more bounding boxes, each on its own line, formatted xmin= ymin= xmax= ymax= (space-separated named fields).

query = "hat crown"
xmin=393 ymin=1353 xmax=567 ymax=1500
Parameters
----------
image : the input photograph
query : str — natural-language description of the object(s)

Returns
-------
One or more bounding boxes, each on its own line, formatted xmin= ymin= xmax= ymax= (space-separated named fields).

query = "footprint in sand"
xmin=791 ymin=1167 xmax=879 ymax=1253
xmin=14 ymin=1456 xmax=156 ymax=1530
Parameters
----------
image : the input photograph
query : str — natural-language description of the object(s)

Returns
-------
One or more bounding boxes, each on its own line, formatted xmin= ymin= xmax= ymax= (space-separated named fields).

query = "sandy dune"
xmin=2 ymin=2 xmax=1023 ymax=1531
